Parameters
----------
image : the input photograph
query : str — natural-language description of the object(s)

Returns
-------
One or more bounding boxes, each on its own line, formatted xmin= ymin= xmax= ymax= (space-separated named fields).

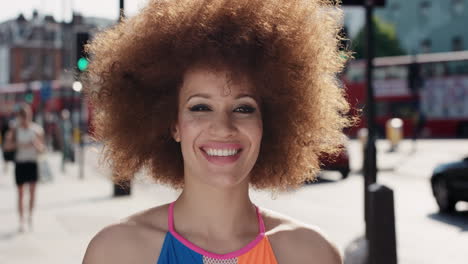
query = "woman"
xmin=5 ymin=104 xmax=45 ymax=232
xmin=83 ymin=0 xmax=353 ymax=263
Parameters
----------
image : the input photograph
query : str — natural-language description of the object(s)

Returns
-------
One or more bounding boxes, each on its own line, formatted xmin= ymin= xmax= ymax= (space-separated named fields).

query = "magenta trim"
xmin=168 ymin=202 xmax=266 ymax=259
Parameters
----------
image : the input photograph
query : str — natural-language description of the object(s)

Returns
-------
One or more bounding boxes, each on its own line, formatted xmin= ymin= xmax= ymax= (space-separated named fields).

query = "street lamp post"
xmin=72 ymin=81 xmax=84 ymax=179
xmin=119 ymin=0 xmax=125 ymax=21
xmin=363 ymin=0 xmax=378 ymax=239
xmin=359 ymin=1 xmax=397 ymax=263
xmin=112 ymin=0 xmax=132 ymax=197
xmin=340 ymin=1 xmax=396 ymax=264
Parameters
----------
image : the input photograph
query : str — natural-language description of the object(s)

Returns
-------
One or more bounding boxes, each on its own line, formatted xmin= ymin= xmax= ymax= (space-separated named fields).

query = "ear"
xmin=171 ymin=122 xmax=181 ymax=142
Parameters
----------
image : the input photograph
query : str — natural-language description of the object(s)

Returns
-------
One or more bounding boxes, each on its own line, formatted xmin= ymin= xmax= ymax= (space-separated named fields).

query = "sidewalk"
xmin=1 ymin=139 xmax=467 ymax=264
xmin=0 ymin=148 xmax=178 ymax=264
xmin=348 ymin=138 xmax=468 ymax=179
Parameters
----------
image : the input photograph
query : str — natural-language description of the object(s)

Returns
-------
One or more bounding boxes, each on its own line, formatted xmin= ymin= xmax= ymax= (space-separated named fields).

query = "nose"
xmin=208 ymin=111 xmax=238 ymax=138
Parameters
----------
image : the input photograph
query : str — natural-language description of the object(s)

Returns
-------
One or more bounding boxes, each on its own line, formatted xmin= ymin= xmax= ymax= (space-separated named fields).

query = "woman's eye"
xmin=234 ymin=105 xmax=256 ymax=114
xmin=189 ymin=104 xmax=211 ymax=112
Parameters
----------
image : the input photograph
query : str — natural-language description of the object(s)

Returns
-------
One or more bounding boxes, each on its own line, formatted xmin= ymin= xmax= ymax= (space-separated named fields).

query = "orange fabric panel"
xmin=238 ymin=237 xmax=278 ymax=264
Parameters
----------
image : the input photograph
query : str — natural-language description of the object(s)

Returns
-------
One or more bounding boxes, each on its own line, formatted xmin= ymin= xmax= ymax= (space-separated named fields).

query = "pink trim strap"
xmin=168 ymin=202 xmax=266 ymax=259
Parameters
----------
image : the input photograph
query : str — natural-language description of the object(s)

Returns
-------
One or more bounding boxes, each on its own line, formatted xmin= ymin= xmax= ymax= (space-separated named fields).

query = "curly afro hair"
xmin=84 ymin=0 xmax=354 ymax=191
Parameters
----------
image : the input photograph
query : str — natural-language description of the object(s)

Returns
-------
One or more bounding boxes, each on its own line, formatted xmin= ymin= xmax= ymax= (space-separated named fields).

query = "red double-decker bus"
xmin=0 ymin=81 xmax=65 ymax=116
xmin=0 ymin=80 xmax=91 ymax=149
xmin=344 ymin=50 xmax=468 ymax=138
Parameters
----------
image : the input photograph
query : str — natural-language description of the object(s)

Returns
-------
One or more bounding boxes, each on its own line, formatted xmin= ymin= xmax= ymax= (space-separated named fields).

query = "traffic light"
xmin=76 ymin=32 xmax=90 ymax=72
xmin=340 ymin=0 xmax=386 ymax=6
xmin=24 ymin=88 xmax=34 ymax=103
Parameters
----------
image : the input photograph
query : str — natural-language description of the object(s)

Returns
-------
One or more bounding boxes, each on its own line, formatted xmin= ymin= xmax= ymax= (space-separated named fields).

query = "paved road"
xmin=0 ymin=139 xmax=467 ymax=264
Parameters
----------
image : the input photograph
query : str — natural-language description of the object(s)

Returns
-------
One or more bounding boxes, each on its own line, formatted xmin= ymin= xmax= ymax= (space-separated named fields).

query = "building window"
xmin=45 ymin=31 xmax=56 ymax=42
xmin=24 ymin=51 xmax=33 ymax=68
xmin=452 ymin=0 xmax=464 ymax=15
xmin=18 ymin=25 xmax=25 ymax=38
xmin=421 ymin=39 xmax=432 ymax=53
xmin=452 ymin=36 xmax=464 ymax=51
xmin=390 ymin=3 xmax=400 ymax=19
xmin=420 ymin=1 xmax=431 ymax=16
xmin=44 ymin=53 xmax=55 ymax=79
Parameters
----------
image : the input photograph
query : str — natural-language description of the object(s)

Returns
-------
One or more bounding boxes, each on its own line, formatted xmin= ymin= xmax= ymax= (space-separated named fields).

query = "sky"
xmin=1 ymin=0 xmax=149 ymax=22
xmin=1 ymin=0 xmax=365 ymax=37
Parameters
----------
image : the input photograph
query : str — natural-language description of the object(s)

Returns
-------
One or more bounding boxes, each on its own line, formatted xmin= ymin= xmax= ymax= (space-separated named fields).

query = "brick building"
xmin=0 ymin=11 xmax=113 ymax=142
xmin=0 ymin=10 xmax=114 ymax=85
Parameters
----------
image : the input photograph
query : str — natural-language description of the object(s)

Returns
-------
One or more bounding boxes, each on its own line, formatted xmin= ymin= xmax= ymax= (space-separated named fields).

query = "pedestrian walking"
xmin=58 ymin=109 xmax=74 ymax=172
xmin=83 ymin=0 xmax=354 ymax=263
xmin=4 ymin=104 xmax=45 ymax=232
xmin=412 ymin=111 xmax=426 ymax=152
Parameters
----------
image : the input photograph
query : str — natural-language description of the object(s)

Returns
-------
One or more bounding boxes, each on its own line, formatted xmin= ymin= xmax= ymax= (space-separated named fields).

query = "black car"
xmin=430 ymin=157 xmax=468 ymax=213
xmin=320 ymin=146 xmax=350 ymax=179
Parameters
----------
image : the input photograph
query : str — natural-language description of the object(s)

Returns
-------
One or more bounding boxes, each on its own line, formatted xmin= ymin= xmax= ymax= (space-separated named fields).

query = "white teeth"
xmin=205 ymin=148 xmax=239 ymax=157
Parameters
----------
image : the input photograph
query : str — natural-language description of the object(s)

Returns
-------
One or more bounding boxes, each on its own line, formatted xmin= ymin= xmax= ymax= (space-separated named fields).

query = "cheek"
xmin=178 ymin=113 xmax=206 ymax=140
xmin=239 ymin=117 xmax=263 ymax=148
xmin=253 ymin=121 xmax=263 ymax=148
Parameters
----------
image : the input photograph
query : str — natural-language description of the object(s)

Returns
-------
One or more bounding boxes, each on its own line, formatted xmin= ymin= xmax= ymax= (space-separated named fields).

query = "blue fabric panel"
xmin=157 ymin=232 xmax=203 ymax=264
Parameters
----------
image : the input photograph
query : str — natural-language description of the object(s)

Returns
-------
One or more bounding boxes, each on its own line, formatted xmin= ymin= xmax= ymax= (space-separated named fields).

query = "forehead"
xmin=179 ymin=66 xmax=254 ymax=98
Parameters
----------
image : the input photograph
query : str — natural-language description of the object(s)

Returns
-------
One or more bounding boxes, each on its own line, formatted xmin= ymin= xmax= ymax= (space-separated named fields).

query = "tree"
xmin=351 ymin=16 xmax=406 ymax=59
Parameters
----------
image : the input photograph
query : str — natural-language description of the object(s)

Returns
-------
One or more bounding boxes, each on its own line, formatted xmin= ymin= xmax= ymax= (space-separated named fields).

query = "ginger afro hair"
xmin=84 ymin=0 xmax=354 ymax=191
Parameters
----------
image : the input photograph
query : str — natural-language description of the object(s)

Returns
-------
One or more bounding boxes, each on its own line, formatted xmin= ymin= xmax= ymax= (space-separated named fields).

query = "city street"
xmin=0 ymin=139 xmax=467 ymax=264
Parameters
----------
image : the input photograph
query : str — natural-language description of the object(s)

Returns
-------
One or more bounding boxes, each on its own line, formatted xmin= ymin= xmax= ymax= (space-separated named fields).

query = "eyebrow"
xmin=236 ymin=93 xmax=256 ymax=100
xmin=186 ymin=93 xmax=211 ymax=102
xmin=185 ymin=93 xmax=257 ymax=103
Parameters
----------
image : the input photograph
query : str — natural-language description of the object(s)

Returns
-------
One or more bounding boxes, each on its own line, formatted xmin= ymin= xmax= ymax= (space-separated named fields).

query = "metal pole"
xmin=363 ymin=0 xmax=377 ymax=239
xmin=368 ymin=184 xmax=398 ymax=264
xmin=119 ymin=0 xmax=125 ymax=21
xmin=39 ymin=6 xmax=45 ymax=130
xmin=79 ymin=91 xmax=84 ymax=179
xmin=113 ymin=0 xmax=132 ymax=196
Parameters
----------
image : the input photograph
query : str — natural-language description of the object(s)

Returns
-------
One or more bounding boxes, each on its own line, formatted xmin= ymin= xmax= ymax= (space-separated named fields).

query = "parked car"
xmin=320 ymin=144 xmax=350 ymax=179
xmin=430 ymin=156 xmax=468 ymax=213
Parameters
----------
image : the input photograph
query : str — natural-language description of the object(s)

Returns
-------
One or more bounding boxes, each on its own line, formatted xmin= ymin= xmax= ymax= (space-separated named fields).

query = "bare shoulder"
xmin=83 ymin=203 xmax=169 ymax=264
xmin=261 ymin=208 xmax=342 ymax=264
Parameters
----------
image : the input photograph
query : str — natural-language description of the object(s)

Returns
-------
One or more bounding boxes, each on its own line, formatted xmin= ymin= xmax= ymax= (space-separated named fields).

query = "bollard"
xmin=114 ymin=180 xmax=131 ymax=196
xmin=385 ymin=118 xmax=403 ymax=152
xmin=368 ymin=184 xmax=397 ymax=264
xmin=357 ymin=128 xmax=368 ymax=162
xmin=357 ymin=128 xmax=368 ymax=147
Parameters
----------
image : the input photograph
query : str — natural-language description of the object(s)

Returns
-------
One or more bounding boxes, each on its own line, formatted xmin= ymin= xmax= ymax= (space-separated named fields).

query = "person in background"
xmin=4 ymin=104 xmax=45 ymax=232
xmin=0 ymin=116 xmax=8 ymax=145
xmin=1 ymin=117 xmax=9 ymax=170
xmin=412 ymin=111 xmax=426 ymax=151
xmin=58 ymin=109 xmax=73 ymax=172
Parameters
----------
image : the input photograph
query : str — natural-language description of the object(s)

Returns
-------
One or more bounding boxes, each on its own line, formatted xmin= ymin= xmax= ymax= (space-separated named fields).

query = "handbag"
xmin=2 ymin=128 xmax=16 ymax=162
xmin=2 ymin=150 xmax=15 ymax=162
xmin=38 ymin=154 xmax=53 ymax=183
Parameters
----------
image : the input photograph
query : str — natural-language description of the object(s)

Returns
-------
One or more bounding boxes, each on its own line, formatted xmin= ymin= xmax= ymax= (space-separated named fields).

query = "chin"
xmin=201 ymin=172 xmax=249 ymax=189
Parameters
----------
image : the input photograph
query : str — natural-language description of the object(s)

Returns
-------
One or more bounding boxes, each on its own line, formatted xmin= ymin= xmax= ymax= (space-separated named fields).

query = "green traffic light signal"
xmin=77 ymin=57 xmax=89 ymax=71
xmin=24 ymin=92 xmax=33 ymax=103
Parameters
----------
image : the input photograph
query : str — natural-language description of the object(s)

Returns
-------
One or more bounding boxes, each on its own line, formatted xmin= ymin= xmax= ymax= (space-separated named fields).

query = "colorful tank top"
xmin=157 ymin=202 xmax=278 ymax=264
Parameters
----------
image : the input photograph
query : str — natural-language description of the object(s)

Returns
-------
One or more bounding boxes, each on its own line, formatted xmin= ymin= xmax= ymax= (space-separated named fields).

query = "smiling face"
xmin=173 ymin=66 xmax=263 ymax=189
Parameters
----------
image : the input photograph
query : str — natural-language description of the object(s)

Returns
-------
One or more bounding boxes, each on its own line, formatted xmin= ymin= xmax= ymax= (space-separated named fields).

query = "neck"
xmin=173 ymin=178 xmax=259 ymax=240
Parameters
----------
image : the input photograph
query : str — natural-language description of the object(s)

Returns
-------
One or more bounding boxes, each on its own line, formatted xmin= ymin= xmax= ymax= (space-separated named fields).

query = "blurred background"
xmin=0 ymin=0 xmax=467 ymax=263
